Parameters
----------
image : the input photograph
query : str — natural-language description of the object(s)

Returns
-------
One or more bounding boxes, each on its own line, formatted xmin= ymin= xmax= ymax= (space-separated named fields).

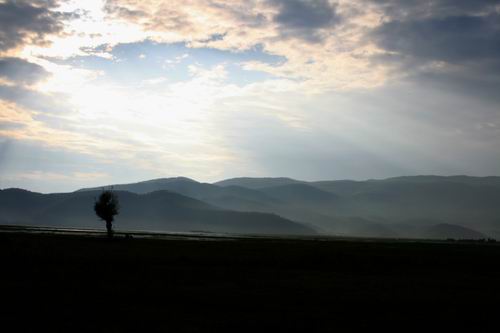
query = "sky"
xmin=0 ymin=0 xmax=499 ymax=193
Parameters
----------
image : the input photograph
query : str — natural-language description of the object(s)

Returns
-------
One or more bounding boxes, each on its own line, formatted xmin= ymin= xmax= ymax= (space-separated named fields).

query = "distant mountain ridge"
xmin=0 ymin=188 xmax=315 ymax=235
xmin=214 ymin=177 xmax=303 ymax=189
xmin=75 ymin=175 xmax=500 ymax=239
xmin=77 ymin=177 xmax=200 ymax=194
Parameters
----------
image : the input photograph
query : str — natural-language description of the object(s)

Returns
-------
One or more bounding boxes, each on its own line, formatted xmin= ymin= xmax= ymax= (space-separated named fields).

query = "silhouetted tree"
xmin=94 ymin=190 xmax=120 ymax=238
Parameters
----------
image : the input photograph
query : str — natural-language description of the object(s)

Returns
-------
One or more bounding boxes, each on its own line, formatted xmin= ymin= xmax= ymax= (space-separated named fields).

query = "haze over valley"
xmin=2 ymin=175 xmax=498 ymax=240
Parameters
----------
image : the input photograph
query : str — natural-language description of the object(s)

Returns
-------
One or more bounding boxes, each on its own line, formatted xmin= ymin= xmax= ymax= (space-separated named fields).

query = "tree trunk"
xmin=106 ymin=220 xmax=113 ymax=239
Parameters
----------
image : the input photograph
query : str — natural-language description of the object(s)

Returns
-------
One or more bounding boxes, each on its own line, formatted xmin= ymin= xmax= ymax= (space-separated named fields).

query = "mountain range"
xmin=0 ymin=187 xmax=313 ymax=235
xmin=2 ymin=175 xmax=499 ymax=239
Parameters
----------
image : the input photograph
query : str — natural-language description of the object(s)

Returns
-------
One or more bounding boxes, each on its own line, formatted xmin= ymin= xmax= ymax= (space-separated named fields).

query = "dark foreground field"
xmin=1 ymin=231 xmax=500 ymax=332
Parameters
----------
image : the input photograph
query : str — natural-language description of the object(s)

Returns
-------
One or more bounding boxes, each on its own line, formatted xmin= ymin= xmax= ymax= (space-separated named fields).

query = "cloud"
xmin=0 ymin=56 xmax=74 ymax=115
xmin=0 ymin=0 xmax=71 ymax=52
xmin=100 ymin=0 xmax=386 ymax=91
xmin=5 ymin=0 xmax=498 ymax=95
xmin=270 ymin=0 xmax=339 ymax=42
xmin=209 ymin=80 xmax=500 ymax=180
xmin=0 ymin=84 xmax=72 ymax=114
xmin=367 ymin=0 xmax=499 ymax=20
xmin=0 ymin=121 xmax=25 ymax=131
xmin=0 ymin=138 xmax=115 ymax=193
xmin=368 ymin=0 xmax=500 ymax=101
xmin=1 ymin=0 xmax=500 ymax=192
xmin=372 ymin=13 xmax=500 ymax=63
xmin=104 ymin=0 xmax=340 ymax=44
xmin=0 ymin=57 xmax=49 ymax=85
xmin=103 ymin=0 xmax=273 ymax=49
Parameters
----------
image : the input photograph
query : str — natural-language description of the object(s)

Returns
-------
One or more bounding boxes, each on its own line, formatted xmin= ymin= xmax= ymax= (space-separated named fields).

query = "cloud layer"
xmin=0 ymin=0 xmax=70 ymax=53
xmin=0 ymin=57 xmax=48 ymax=84
xmin=0 ymin=0 xmax=499 ymax=192
xmin=365 ymin=0 xmax=500 ymax=113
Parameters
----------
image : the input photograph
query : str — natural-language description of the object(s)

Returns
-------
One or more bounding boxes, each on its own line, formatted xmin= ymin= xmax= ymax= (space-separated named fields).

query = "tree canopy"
xmin=94 ymin=190 xmax=120 ymax=238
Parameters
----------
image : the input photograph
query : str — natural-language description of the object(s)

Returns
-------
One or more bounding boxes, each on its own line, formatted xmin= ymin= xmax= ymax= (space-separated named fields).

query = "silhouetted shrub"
xmin=94 ymin=190 xmax=120 ymax=238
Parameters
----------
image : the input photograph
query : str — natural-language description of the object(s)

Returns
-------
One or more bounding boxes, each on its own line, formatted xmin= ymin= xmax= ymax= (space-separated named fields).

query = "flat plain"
xmin=1 ymin=230 xmax=499 ymax=332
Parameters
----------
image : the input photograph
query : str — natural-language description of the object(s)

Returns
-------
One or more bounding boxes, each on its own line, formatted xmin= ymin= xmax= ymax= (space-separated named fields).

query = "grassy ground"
xmin=1 ymin=231 xmax=500 ymax=332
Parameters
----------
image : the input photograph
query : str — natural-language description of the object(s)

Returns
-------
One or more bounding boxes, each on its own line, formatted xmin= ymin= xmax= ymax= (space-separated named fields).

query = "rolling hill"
xmin=214 ymin=177 xmax=303 ymax=189
xmin=72 ymin=175 xmax=500 ymax=239
xmin=0 ymin=188 xmax=315 ymax=235
xmin=420 ymin=223 xmax=487 ymax=240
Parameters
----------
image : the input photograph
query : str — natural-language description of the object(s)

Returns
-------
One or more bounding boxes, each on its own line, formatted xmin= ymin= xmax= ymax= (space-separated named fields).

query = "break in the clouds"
xmin=0 ymin=0 xmax=499 ymax=192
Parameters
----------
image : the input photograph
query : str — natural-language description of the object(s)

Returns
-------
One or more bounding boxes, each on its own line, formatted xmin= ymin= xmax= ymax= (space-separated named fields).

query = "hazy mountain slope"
xmin=311 ymin=180 xmax=373 ymax=196
xmin=68 ymin=175 xmax=500 ymax=239
xmin=313 ymin=176 xmax=500 ymax=197
xmin=344 ymin=181 xmax=500 ymax=224
xmin=214 ymin=177 xmax=303 ymax=189
xmin=383 ymin=175 xmax=500 ymax=187
xmin=79 ymin=178 xmax=283 ymax=218
xmin=79 ymin=178 xmax=278 ymax=204
xmin=0 ymin=189 xmax=315 ymax=235
xmin=420 ymin=224 xmax=487 ymax=240
xmin=78 ymin=179 xmax=332 ymax=234
xmin=259 ymin=184 xmax=337 ymax=203
xmin=78 ymin=177 xmax=205 ymax=195
xmin=0 ymin=189 xmax=68 ymax=224
xmin=301 ymin=177 xmax=500 ymax=236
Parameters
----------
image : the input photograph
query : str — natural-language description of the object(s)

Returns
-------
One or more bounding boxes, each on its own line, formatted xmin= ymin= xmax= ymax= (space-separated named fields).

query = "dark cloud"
xmin=0 ymin=121 xmax=26 ymax=131
xmin=372 ymin=13 xmax=500 ymax=64
xmin=411 ymin=65 xmax=500 ymax=105
xmin=0 ymin=0 xmax=68 ymax=51
xmin=369 ymin=0 xmax=500 ymax=19
xmin=269 ymin=0 xmax=339 ymax=42
xmin=0 ymin=84 xmax=72 ymax=115
xmin=369 ymin=0 xmax=500 ymax=101
xmin=0 ymin=57 xmax=49 ymax=85
xmin=0 ymin=56 xmax=63 ymax=116
xmin=0 ymin=1 xmax=76 ymax=117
